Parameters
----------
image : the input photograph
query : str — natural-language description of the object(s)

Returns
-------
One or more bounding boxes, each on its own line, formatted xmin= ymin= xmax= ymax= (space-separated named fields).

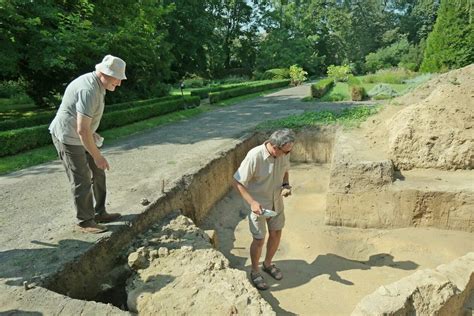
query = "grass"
xmin=304 ymin=81 xmax=417 ymax=102
xmin=256 ymin=105 xmax=380 ymax=130
xmin=0 ymin=85 xmax=288 ymax=175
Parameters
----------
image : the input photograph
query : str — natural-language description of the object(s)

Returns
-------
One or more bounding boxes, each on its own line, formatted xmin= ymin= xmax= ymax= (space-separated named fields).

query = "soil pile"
xmin=125 ymin=212 xmax=274 ymax=315
xmin=387 ymin=64 xmax=474 ymax=170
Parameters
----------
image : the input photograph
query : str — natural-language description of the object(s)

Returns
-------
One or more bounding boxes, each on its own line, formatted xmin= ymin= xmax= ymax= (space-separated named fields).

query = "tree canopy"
xmin=0 ymin=0 xmax=472 ymax=107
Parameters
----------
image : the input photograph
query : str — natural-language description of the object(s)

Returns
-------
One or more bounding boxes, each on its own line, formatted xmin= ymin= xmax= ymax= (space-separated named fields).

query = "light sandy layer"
xmin=203 ymin=163 xmax=474 ymax=315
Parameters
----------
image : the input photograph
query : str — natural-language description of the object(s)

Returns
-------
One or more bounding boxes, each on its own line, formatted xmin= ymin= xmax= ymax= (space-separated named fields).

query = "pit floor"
xmin=202 ymin=163 xmax=474 ymax=315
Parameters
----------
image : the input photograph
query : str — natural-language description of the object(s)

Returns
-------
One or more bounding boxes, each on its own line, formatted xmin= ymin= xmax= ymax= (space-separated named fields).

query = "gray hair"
xmin=268 ymin=129 xmax=295 ymax=147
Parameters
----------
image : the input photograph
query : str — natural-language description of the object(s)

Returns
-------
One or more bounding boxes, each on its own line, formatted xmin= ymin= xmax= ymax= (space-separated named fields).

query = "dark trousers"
xmin=52 ymin=136 xmax=106 ymax=223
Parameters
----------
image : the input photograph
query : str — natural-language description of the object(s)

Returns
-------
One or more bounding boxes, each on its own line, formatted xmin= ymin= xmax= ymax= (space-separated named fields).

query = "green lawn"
xmin=257 ymin=105 xmax=380 ymax=130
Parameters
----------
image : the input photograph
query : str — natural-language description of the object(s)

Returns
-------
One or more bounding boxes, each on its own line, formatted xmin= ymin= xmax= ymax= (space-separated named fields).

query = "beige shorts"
xmin=248 ymin=210 xmax=285 ymax=240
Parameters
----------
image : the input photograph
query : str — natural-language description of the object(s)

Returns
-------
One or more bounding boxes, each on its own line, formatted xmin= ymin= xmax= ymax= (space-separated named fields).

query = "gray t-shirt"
xmin=49 ymin=72 xmax=105 ymax=145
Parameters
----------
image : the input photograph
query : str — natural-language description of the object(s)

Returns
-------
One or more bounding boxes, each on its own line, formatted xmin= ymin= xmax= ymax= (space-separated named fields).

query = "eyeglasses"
xmin=278 ymin=146 xmax=292 ymax=155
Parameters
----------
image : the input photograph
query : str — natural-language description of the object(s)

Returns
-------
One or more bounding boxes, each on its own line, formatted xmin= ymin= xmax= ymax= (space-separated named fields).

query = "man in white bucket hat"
xmin=49 ymin=55 xmax=126 ymax=233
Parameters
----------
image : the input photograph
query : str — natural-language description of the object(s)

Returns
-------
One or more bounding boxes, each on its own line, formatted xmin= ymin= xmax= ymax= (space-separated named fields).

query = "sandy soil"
xmin=202 ymin=163 xmax=474 ymax=315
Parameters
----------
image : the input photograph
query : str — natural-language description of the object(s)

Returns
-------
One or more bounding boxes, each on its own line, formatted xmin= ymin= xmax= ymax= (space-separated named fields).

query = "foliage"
xmin=0 ymin=0 xmax=447 ymax=109
xmin=0 ymin=96 xmax=200 ymax=156
xmin=421 ymin=0 xmax=474 ymax=72
xmin=289 ymin=65 xmax=308 ymax=86
xmin=310 ymin=78 xmax=334 ymax=98
xmin=190 ymin=80 xmax=268 ymax=99
xmin=327 ymin=65 xmax=352 ymax=82
xmin=262 ymin=68 xmax=290 ymax=80
xmin=367 ymin=84 xmax=399 ymax=99
xmin=255 ymin=28 xmax=323 ymax=75
xmin=0 ymin=95 xmax=182 ymax=131
xmin=350 ymin=85 xmax=366 ymax=101
xmin=362 ymin=68 xmax=417 ymax=84
xmin=0 ymin=107 xmax=205 ymax=175
xmin=364 ymin=38 xmax=411 ymax=72
xmin=0 ymin=80 xmax=25 ymax=98
xmin=183 ymin=75 xmax=207 ymax=88
xmin=209 ymin=80 xmax=290 ymax=104
xmin=257 ymin=106 xmax=380 ymax=130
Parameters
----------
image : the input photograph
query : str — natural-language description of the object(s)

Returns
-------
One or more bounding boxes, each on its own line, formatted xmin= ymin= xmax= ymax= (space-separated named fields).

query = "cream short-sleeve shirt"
xmin=234 ymin=142 xmax=290 ymax=212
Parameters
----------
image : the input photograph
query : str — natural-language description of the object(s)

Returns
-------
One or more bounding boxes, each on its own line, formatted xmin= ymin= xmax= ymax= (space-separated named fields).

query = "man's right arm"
xmin=232 ymin=179 xmax=262 ymax=215
xmin=77 ymin=113 xmax=109 ymax=170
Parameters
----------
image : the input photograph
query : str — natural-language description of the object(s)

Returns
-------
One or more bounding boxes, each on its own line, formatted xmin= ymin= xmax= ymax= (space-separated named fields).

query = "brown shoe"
xmin=95 ymin=212 xmax=121 ymax=223
xmin=77 ymin=221 xmax=108 ymax=234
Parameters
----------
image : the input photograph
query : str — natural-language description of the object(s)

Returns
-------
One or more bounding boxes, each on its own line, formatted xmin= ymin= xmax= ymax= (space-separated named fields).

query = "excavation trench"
xmin=42 ymin=128 xmax=335 ymax=306
xmin=41 ymin=127 xmax=473 ymax=314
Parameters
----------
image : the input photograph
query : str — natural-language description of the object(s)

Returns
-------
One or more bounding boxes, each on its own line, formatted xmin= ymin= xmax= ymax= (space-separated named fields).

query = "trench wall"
xmin=352 ymin=252 xmax=474 ymax=316
xmin=44 ymin=127 xmax=336 ymax=300
xmin=326 ymin=131 xmax=474 ymax=232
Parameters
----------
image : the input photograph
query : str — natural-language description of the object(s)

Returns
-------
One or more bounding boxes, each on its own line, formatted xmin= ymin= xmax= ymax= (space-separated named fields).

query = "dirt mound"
xmin=387 ymin=64 xmax=474 ymax=170
xmin=125 ymin=212 xmax=274 ymax=315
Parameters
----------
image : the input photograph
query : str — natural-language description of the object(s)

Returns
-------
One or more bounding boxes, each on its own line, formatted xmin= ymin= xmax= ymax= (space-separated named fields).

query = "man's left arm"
xmin=281 ymin=171 xmax=292 ymax=197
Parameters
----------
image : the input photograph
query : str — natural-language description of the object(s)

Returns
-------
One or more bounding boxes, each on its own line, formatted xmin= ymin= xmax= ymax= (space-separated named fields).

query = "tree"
xmin=164 ymin=0 xmax=216 ymax=80
xmin=421 ymin=0 xmax=474 ymax=72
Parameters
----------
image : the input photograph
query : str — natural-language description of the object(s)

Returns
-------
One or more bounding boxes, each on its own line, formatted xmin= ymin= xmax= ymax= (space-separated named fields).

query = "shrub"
xmin=0 ymin=111 xmax=56 ymax=131
xmin=310 ymin=78 xmax=334 ymax=98
xmin=327 ymin=65 xmax=351 ymax=82
xmin=350 ymin=85 xmax=366 ymax=101
xmin=0 ymin=96 xmax=200 ymax=156
xmin=367 ymin=84 xmax=399 ymax=99
xmin=262 ymin=68 xmax=290 ymax=80
xmin=347 ymin=75 xmax=361 ymax=85
xmin=364 ymin=38 xmax=411 ymax=73
xmin=190 ymin=81 xmax=267 ymax=99
xmin=0 ymin=95 xmax=183 ymax=131
xmin=98 ymin=96 xmax=199 ymax=131
xmin=362 ymin=68 xmax=416 ymax=84
xmin=289 ymin=65 xmax=308 ymax=86
xmin=0 ymin=80 xmax=25 ymax=98
xmin=208 ymin=80 xmax=290 ymax=104
xmin=217 ymin=75 xmax=249 ymax=84
xmin=421 ymin=0 xmax=473 ymax=72
xmin=347 ymin=76 xmax=366 ymax=101
xmin=183 ymin=75 xmax=207 ymax=88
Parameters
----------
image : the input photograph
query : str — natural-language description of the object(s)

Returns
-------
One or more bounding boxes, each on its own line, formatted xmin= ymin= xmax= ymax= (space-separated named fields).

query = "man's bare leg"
xmin=263 ymin=230 xmax=282 ymax=267
xmin=250 ymin=238 xmax=265 ymax=272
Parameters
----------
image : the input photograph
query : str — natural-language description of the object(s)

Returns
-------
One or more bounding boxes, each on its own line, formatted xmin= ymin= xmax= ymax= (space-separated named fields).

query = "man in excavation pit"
xmin=233 ymin=129 xmax=295 ymax=290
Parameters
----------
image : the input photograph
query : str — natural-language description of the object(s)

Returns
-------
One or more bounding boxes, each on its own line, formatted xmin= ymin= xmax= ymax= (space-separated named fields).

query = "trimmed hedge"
xmin=190 ymin=80 xmax=271 ymax=99
xmin=0 ymin=96 xmax=200 ymax=157
xmin=347 ymin=76 xmax=366 ymax=101
xmin=208 ymin=80 xmax=290 ymax=104
xmin=98 ymin=96 xmax=199 ymax=131
xmin=310 ymin=78 xmax=334 ymax=98
xmin=350 ymin=85 xmax=366 ymax=101
xmin=0 ymin=111 xmax=56 ymax=131
xmin=0 ymin=95 xmax=182 ymax=132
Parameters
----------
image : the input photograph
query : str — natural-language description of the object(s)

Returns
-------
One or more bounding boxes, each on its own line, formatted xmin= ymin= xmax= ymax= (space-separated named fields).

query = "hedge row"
xmin=310 ymin=78 xmax=334 ymax=98
xmin=0 ymin=95 xmax=182 ymax=132
xmin=208 ymin=80 xmax=290 ymax=104
xmin=0 ymin=96 xmax=199 ymax=157
xmin=350 ymin=85 xmax=367 ymax=101
xmin=0 ymin=110 xmax=56 ymax=132
xmin=190 ymin=81 xmax=269 ymax=99
xmin=347 ymin=76 xmax=367 ymax=101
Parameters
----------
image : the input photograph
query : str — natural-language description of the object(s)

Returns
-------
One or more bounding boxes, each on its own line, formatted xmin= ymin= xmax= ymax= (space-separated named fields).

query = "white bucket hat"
xmin=95 ymin=55 xmax=127 ymax=80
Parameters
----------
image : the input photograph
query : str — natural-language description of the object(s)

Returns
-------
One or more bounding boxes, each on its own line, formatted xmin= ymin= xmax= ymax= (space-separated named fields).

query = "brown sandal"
xmin=262 ymin=263 xmax=283 ymax=280
xmin=250 ymin=272 xmax=269 ymax=290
